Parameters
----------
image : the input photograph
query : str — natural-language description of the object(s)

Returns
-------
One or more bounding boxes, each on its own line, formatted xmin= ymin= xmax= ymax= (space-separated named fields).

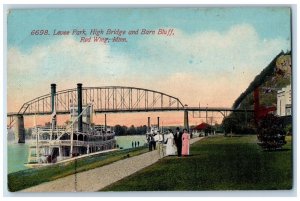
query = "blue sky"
xmin=8 ymin=7 xmax=291 ymax=51
xmin=7 ymin=7 xmax=291 ymax=115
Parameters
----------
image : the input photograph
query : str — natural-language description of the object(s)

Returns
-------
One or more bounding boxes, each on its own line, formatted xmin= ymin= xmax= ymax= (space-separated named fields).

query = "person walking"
xmin=134 ymin=141 xmax=137 ymax=148
xmin=148 ymin=134 xmax=154 ymax=151
xmin=132 ymin=141 xmax=134 ymax=148
xmin=151 ymin=134 xmax=156 ymax=150
xmin=154 ymin=131 xmax=164 ymax=158
xmin=182 ymin=129 xmax=190 ymax=156
xmin=174 ymin=127 xmax=183 ymax=157
xmin=165 ymin=129 xmax=176 ymax=156
xmin=137 ymin=141 xmax=140 ymax=147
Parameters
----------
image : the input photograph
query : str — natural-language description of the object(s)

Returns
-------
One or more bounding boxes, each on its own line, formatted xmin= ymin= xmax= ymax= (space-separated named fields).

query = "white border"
xmin=1 ymin=1 xmax=299 ymax=200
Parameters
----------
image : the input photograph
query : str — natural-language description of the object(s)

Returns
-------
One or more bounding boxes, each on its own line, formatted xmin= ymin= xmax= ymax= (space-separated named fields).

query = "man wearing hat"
xmin=174 ymin=127 xmax=183 ymax=157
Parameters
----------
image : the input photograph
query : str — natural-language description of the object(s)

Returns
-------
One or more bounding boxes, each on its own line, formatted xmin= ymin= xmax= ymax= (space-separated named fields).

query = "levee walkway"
xmin=22 ymin=136 xmax=204 ymax=192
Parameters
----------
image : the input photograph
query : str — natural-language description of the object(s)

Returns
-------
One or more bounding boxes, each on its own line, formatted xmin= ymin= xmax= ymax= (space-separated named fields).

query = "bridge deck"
xmin=7 ymin=107 xmax=253 ymax=117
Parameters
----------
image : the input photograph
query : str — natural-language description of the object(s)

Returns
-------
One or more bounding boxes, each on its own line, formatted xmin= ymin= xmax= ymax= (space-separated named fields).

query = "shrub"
xmin=257 ymin=114 xmax=286 ymax=150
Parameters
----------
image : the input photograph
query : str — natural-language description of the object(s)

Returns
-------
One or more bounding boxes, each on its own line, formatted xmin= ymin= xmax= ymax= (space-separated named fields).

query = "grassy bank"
xmin=102 ymin=135 xmax=292 ymax=191
xmin=8 ymin=147 xmax=147 ymax=192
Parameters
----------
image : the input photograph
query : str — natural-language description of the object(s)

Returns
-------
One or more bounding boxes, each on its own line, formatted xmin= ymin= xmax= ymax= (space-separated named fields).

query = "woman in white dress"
xmin=165 ymin=129 xmax=176 ymax=156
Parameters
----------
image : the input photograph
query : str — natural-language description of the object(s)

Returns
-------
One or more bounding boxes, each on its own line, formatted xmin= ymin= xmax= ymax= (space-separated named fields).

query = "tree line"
xmin=114 ymin=124 xmax=148 ymax=136
xmin=22 ymin=123 xmax=149 ymax=137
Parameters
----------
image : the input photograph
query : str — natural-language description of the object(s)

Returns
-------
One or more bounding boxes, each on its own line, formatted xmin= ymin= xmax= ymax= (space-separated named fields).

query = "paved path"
xmin=22 ymin=136 xmax=204 ymax=192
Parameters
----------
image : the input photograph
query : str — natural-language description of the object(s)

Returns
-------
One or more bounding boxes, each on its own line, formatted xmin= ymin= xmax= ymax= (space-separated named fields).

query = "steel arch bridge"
xmin=7 ymin=85 xmax=254 ymax=131
xmin=10 ymin=86 xmax=185 ymax=116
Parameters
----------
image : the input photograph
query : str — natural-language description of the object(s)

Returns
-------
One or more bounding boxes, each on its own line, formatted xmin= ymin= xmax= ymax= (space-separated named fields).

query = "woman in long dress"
xmin=165 ymin=130 xmax=176 ymax=156
xmin=182 ymin=129 xmax=190 ymax=156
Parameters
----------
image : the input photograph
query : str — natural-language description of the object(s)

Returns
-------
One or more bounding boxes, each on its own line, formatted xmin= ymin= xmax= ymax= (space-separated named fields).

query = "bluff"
xmin=233 ymin=51 xmax=291 ymax=109
xmin=222 ymin=51 xmax=291 ymax=134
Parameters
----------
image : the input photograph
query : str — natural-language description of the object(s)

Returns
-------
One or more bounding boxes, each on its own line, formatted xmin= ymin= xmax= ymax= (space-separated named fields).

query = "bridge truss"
xmin=7 ymin=86 xmax=254 ymax=129
xmin=9 ymin=86 xmax=185 ymax=117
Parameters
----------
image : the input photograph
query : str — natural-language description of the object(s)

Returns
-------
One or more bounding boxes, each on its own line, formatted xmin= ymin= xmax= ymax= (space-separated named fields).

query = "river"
xmin=7 ymin=135 xmax=147 ymax=174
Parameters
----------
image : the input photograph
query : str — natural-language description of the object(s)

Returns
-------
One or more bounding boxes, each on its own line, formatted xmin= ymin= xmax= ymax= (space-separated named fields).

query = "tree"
xmin=257 ymin=114 xmax=286 ymax=150
xmin=284 ymin=124 xmax=292 ymax=136
xmin=222 ymin=116 xmax=238 ymax=135
xmin=114 ymin=124 xmax=127 ymax=136
xmin=126 ymin=125 xmax=137 ymax=135
xmin=222 ymin=110 xmax=255 ymax=135
xmin=136 ymin=125 xmax=147 ymax=135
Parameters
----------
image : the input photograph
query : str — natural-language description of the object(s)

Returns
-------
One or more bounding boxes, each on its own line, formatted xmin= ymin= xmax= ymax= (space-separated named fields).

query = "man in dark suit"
xmin=174 ymin=127 xmax=183 ymax=157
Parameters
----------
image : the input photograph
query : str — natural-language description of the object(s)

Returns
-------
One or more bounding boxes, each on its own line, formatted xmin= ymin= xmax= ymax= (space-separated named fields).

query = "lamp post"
xmin=206 ymin=104 xmax=208 ymax=124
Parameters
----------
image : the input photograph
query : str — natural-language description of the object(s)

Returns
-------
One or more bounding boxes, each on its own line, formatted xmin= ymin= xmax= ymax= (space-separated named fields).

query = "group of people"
xmin=147 ymin=131 xmax=163 ymax=151
xmin=131 ymin=141 xmax=140 ymax=148
xmin=147 ymin=127 xmax=190 ymax=157
xmin=167 ymin=127 xmax=190 ymax=157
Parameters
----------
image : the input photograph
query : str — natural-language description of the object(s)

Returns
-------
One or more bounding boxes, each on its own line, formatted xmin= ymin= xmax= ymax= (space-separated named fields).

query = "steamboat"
xmin=26 ymin=103 xmax=116 ymax=167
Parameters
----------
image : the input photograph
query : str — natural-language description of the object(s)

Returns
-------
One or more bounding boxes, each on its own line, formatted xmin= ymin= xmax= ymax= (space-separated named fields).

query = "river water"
xmin=7 ymin=135 xmax=147 ymax=174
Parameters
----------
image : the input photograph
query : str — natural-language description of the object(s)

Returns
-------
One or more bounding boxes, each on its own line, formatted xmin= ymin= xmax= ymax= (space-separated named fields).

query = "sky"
xmin=7 ymin=7 xmax=291 ymax=127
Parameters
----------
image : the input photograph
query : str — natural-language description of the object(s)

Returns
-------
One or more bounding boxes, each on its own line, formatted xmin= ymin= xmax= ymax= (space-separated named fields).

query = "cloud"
xmin=7 ymin=37 xmax=132 ymax=111
xmin=8 ymin=47 xmax=46 ymax=73
xmin=8 ymin=37 xmax=131 ymax=79
xmin=7 ymin=24 xmax=290 ymax=113
xmin=137 ymin=24 xmax=289 ymax=74
xmin=133 ymin=24 xmax=290 ymax=106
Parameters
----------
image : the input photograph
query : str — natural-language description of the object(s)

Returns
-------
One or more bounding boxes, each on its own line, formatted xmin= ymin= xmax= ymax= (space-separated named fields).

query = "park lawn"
xmin=102 ymin=135 xmax=292 ymax=191
xmin=8 ymin=147 xmax=148 ymax=192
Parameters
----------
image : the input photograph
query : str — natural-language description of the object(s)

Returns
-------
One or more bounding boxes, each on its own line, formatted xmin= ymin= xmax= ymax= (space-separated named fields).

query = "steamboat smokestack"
xmin=51 ymin=84 xmax=57 ymax=128
xmin=77 ymin=83 xmax=83 ymax=132
xmin=51 ymin=84 xmax=56 ymax=114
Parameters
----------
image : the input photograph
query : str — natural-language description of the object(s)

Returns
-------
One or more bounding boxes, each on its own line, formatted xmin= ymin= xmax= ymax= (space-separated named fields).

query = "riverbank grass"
xmin=102 ymin=135 xmax=292 ymax=191
xmin=8 ymin=147 xmax=147 ymax=192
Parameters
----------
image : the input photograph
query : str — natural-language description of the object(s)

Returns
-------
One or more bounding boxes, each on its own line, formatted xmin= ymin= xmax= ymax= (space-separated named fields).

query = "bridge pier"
xmin=16 ymin=115 xmax=25 ymax=143
xmin=184 ymin=110 xmax=189 ymax=132
xmin=147 ymin=117 xmax=150 ymax=132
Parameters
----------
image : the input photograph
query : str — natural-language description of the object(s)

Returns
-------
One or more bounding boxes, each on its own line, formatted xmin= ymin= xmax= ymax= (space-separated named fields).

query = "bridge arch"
xmin=15 ymin=86 xmax=185 ymax=116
